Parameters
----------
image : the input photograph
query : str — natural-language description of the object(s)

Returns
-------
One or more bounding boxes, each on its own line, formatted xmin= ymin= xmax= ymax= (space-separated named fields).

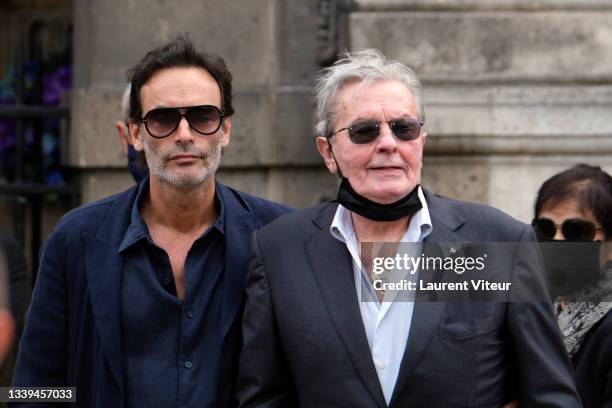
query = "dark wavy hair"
xmin=535 ymin=164 xmax=612 ymax=238
xmin=127 ymin=33 xmax=234 ymax=121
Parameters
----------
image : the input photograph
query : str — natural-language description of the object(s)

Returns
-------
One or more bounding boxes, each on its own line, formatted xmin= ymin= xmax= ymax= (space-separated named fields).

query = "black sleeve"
xmin=11 ymin=227 xmax=68 ymax=392
xmin=592 ymin=311 xmax=612 ymax=408
xmin=507 ymin=225 xmax=582 ymax=407
xmin=237 ymin=232 xmax=298 ymax=408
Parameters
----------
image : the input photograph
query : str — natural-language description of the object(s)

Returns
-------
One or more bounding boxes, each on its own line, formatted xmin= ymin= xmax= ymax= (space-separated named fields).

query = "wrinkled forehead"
xmin=140 ymin=67 xmax=222 ymax=111
xmin=330 ymin=78 xmax=417 ymax=122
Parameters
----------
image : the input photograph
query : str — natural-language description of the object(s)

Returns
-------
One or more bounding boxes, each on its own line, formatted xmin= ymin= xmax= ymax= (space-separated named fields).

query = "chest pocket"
xmin=438 ymin=312 xmax=497 ymax=340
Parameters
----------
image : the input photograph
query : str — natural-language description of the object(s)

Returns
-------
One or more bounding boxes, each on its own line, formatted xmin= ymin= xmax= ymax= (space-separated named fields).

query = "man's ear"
xmin=220 ymin=116 xmax=231 ymax=148
xmin=129 ymin=122 xmax=144 ymax=152
xmin=315 ymin=136 xmax=337 ymax=175
xmin=115 ymin=120 xmax=129 ymax=155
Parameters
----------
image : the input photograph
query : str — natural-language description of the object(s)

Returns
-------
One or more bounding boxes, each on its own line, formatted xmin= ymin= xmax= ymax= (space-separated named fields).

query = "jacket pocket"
xmin=437 ymin=313 xmax=495 ymax=340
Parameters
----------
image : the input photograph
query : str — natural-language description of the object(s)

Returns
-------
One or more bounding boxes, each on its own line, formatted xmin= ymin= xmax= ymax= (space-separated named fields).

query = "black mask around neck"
xmin=337 ymin=177 xmax=422 ymax=222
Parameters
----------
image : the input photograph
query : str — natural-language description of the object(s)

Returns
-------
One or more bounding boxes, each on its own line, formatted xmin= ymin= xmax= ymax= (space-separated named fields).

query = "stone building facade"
xmin=71 ymin=0 xmax=612 ymax=223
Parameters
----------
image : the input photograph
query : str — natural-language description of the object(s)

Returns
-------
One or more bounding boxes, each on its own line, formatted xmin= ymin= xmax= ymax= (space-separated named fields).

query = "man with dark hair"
xmin=13 ymin=34 xmax=290 ymax=407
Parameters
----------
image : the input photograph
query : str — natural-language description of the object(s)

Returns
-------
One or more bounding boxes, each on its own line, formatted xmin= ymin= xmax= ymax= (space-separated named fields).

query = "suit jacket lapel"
xmin=84 ymin=232 xmax=125 ymax=391
xmin=217 ymin=182 xmax=257 ymax=341
xmin=306 ymin=204 xmax=387 ymax=408
xmin=389 ymin=191 xmax=465 ymax=406
xmin=82 ymin=185 xmax=139 ymax=394
xmin=220 ymin=216 xmax=253 ymax=340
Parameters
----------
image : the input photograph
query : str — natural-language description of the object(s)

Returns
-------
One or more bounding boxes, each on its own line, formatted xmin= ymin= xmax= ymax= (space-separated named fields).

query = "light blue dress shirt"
xmin=330 ymin=186 xmax=433 ymax=404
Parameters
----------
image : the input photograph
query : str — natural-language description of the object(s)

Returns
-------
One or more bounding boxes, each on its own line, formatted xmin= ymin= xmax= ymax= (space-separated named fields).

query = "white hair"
xmin=314 ymin=48 xmax=425 ymax=136
xmin=120 ymin=83 xmax=131 ymax=122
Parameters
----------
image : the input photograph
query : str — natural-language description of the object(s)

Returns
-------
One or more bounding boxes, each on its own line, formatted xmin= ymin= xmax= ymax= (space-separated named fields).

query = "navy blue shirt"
xmin=119 ymin=180 xmax=225 ymax=407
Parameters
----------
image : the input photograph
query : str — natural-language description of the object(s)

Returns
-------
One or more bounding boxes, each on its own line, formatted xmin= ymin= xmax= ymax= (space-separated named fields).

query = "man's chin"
xmin=153 ymin=171 xmax=213 ymax=189
xmin=365 ymin=185 xmax=416 ymax=204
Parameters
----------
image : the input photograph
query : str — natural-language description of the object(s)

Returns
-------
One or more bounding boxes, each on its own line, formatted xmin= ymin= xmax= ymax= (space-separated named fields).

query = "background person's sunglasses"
xmin=140 ymin=105 xmax=225 ymax=138
xmin=330 ymin=119 xmax=423 ymax=144
xmin=532 ymin=217 xmax=601 ymax=241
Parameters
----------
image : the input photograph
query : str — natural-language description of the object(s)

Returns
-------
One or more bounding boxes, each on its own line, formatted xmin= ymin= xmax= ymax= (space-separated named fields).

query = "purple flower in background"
xmin=43 ymin=65 xmax=72 ymax=105
xmin=0 ymin=16 xmax=73 ymax=184
xmin=0 ymin=58 xmax=72 ymax=183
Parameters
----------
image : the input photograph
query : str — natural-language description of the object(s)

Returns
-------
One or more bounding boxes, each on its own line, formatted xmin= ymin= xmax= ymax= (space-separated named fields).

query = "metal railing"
xmin=0 ymin=21 xmax=78 ymax=285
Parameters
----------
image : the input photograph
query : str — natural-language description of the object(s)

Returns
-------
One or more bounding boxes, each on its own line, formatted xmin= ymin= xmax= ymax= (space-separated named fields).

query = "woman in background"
xmin=533 ymin=163 xmax=612 ymax=408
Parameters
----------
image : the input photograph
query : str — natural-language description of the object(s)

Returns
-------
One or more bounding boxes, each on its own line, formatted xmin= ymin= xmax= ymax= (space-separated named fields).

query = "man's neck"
xmin=351 ymin=211 xmax=411 ymax=245
xmin=142 ymin=176 xmax=218 ymax=235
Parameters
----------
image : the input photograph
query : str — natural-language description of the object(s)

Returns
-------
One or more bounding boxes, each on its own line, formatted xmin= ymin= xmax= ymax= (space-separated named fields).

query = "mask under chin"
xmin=336 ymin=177 xmax=422 ymax=222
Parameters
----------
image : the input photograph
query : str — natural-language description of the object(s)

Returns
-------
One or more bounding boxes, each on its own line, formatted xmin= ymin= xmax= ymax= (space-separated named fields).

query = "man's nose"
xmin=375 ymin=122 xmax=398 ymax=151
xmin=173 ymin=116 xmax=194 ymax=143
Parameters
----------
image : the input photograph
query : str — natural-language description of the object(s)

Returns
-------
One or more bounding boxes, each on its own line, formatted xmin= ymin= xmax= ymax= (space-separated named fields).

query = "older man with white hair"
xmin=237 ymin=49 xmax=581 ymax=407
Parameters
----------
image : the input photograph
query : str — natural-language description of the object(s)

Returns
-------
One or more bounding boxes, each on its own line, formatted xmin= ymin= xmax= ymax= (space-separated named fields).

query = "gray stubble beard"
xmin=143 ymin=139 xmax=223 ymax=189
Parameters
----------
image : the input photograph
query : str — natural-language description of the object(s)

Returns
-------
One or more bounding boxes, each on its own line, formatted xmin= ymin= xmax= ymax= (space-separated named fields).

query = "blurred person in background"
xmin=0 ymin=232 xmax=29 ymax=386
xmin=115 ymin=83 xmax=148 ymax=183
xmin=533 ymin=163 xmax=612 ymax=408
xmin=0 ymin=250 xmax=15 ymax=365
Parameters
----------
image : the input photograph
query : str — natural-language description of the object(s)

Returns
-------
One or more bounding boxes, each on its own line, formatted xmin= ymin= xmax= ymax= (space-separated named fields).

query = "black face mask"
xmin=127 ymin=144 xmax=149 ymax=183
xmin=540 ymin=241 xmax=603 ymax=297
xmin=337 ymin=177 xmax=422 ymax=222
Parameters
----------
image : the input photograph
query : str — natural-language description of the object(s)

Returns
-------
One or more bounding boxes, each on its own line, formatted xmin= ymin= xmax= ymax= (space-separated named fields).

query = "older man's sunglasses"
xmin=330 ymin=119 xmax=423 ymax=145
xmin=532 ymin=218 xmax=601 ymax=241
xmin=140 ymin=105 xmax=225 ymax=138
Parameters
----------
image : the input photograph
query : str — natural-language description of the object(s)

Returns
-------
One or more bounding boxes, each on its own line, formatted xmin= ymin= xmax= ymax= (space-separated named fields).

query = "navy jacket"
xmin=12 ymin=181 xmax=291 ymax=407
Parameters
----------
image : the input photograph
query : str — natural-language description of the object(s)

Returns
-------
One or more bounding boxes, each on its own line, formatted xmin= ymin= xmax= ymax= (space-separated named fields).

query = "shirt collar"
xmin=330 ymin=185 xmax=433 ymax=244
xmin=119 ymin=178 xmax=151 ymax=252
xmin=119 ymin=177 xmax=225 ymax=253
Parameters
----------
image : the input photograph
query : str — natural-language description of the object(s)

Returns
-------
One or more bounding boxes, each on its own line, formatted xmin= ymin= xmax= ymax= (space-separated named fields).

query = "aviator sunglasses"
xmin=330 ymin=118 xmax=423 ymax=144
xmin=531 ymin=218 xmax=601 ymax=241
xmin=140 ymin=105 xmax=225 ymax=138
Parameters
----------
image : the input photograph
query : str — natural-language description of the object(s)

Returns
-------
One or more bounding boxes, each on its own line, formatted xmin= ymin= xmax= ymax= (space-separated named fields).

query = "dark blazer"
xmin=238 ymin=191 xmax=581 ymax=408
xmin=12 ymin=181 xmax=290 ymax=407
xmin=572 ymin=310 xmax=612 ymax=408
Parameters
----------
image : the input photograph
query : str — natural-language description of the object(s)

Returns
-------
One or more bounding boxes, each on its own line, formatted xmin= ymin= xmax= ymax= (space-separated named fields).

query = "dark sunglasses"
xmin=140 ymin=105 xmax=225 ymax=138
xmin=330 ymin=118 xmax=423 ymax=145
xmin=531 ymin=218 xmax=601 ymax=241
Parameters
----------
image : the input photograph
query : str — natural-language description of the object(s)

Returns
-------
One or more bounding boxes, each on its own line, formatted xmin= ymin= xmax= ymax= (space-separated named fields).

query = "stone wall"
xmin=351 ymin=0 xmax=612 ymax=222
xmin=70 ymin=0 xmax=612 ymax=222
xmin=71 ymin=0 xmax=336 ymax=207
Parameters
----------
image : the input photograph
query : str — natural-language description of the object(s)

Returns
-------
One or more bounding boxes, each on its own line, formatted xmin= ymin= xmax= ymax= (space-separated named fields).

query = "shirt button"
xmin=375 ymin=360 xmax=386 ymax=369
xmin=186 ymin=310 xmax=194 ymax=318
xmin=163 ymin=277 xmax=170 ymax=286
xmin=184 ymin=361 xmax=193 ymax=369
